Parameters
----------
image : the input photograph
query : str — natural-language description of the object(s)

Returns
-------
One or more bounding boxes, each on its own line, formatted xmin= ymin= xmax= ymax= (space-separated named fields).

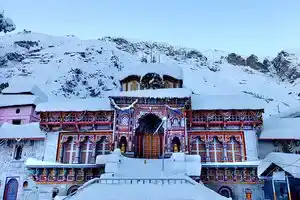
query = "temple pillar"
xmin=59 ymin=144 xmax=64 ymax=163
xmin=241 ymin=143 xmax=245 ymax=161
xmin=223 ymin=143 xmax=228 ymax=162
xmin=205 ymin=142 xmax=210 ymax=162
xmin=91 ymin=142 xmax=96 ymax=164
xmin=74 ymin=141 xmax=80 ymax=164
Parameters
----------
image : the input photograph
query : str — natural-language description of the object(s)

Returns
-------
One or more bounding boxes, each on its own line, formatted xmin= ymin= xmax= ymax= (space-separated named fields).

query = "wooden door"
xmin=143 ymin=134 xmax=161 ymax=159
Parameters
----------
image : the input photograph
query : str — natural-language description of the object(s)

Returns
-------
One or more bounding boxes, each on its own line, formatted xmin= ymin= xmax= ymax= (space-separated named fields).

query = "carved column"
xmin=74 ymin=141 xmax=80 ymax=164
xmin=205 ymin=142 xmax=210 ymax=162
xmin=223 ymin=143 xmax=228 ymax=162
xmin=91 ymin=141 xmax=96 ymax=164
xmin=241 ymin=143 xmax=245 ymax=162
xmin=59 ymin=145 xmax=64 ymax=163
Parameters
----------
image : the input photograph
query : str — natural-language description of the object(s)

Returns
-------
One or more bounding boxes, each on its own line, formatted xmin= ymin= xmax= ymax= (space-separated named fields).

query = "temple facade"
xmin=22 ymin=63 xmax=265 ymax=200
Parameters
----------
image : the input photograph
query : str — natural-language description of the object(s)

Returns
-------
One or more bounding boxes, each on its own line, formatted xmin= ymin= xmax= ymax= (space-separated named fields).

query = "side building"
xmin=0 ymin=83 xmax=47 ymax=200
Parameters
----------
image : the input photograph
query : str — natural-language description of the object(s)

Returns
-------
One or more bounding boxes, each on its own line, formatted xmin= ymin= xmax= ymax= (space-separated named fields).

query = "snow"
xmin=118 ymin=63 xmax=183 ymax=80
xmin=69 ymin=150 xmax=229 ymax=200
xmin=275 ymin=106 xmax=300 ymax=118
xmin=67 ymin=180 xmax=230 ymax=200
xmin=202 ymin=160 xmax=261 ymax=167
xmin=25 ymin=158 xmax=96 ymax=168
xmin=0 ymin=94 xmax=41 ymax=107
xmin=96 ymin=149 xmax=201 ymax=178
xmin=110 ymin=88 xmax=191 ymax=98
xmin=0 ymin=122 xmax=45 ymax=139
xmin=2 ymin=77 xmax=48 ymax=101
xmin=260 ymin=117 xmax=300 ymax=139
xmin=257 ymin=152 xmax=300 ymax=179
xmin=0 ymin=32 xmax=299 ymax=116
xmin=191 ymin=94 xmax=265 ymax=110
xmin=36 ymin=97 xmax=112 ymax=112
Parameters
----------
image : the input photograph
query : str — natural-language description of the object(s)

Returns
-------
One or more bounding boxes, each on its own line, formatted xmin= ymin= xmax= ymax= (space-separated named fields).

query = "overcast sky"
xmin=2 ymin=0 xmax=300 ymax=56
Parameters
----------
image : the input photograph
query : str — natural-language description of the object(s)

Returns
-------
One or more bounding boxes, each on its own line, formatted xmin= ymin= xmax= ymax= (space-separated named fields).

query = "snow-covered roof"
xmin=2 ymin=78 xmax=48 ymax=101
xmin=202 ymin=160 xmax=261 ymax=168
xmin=25 ymin=158 xmax=96 ymax=168
xmin=36 ymin=97 xmax=112 ymax=112
xmin=66 ymin=179 xmax=230 ymax=200
xmin=258 ymin=152 xmax=300 ymax=179
xmin=118 ymin=63 xmax=183 ymax=81
xmin=260 ymin=117 xmax=300 ymax=140
xmin=191 ymin=94 xmax=265 ymax=110
xmin=0 ymin=123 xmax=45 ymax=140
xmin=110 ymin=88 xmax=191 ymax=99
xmin=0 ymin=94 xmax=41 ymax=108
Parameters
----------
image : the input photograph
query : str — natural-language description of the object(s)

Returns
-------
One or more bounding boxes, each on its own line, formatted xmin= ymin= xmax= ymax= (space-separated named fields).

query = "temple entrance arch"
xmin=135 ymin=113 xmax=163 ymax=158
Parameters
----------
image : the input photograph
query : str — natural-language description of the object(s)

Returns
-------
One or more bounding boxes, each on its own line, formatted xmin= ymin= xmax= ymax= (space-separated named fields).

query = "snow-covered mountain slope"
xmin=0 ymin=31 xmax=300 ymax=116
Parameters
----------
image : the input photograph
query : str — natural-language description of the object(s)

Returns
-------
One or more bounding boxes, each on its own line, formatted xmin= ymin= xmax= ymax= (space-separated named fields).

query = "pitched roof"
xmin=0 ymin=94 xmax=41 ymax=108
xmin=258 ymin=152 xmax=300 ymax=179
xmin=191 ymin=94 xmax=265 ymax=110
xmin=0 ymin=122 xmax=45 ymax=140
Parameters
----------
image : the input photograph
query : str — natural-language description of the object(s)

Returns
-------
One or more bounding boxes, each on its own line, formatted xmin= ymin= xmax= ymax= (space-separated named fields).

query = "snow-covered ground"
xmin=0 ymin=31 xmax=300 ymax=116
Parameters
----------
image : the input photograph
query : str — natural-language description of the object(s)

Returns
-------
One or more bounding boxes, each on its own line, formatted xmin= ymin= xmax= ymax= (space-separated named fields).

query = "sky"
xmin=2 ymin=0 xmax=300 ymax=56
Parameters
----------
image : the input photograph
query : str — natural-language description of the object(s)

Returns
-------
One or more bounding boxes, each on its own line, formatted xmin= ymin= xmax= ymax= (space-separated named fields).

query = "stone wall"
xmin=0 ymin=140 xmax=44 ymax=199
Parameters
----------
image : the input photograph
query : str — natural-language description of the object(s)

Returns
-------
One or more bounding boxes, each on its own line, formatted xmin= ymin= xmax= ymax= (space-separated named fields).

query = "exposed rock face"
xmin=14 ymin=41 xmax=39 ymax=49
xmin=227 ymin=53 xmax=246 ymax=66
xmin=272 ymin=51 xmax=300 ymax=81
xmin=246 ymin=54 xmax=269 ymax=72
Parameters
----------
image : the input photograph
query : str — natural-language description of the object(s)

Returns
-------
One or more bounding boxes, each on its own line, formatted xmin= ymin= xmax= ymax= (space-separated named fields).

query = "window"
xmin=12 ymin=119 xmax=21 ymax=125
xmin=16 ymin=109 xmax=20 ymax=114
xmin=14 ymin=145 xmax=23 ymax=160
xmin=22 ymin=181 xmax=28 ymax=189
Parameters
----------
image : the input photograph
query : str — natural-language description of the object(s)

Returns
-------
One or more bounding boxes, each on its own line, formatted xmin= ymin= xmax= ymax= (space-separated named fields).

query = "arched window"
xmin=227 ymin=136 xmax=242 ymax=162
xmin=80 ymin=136 xmax=93 ymax=164
xmin=171 ymin=118 xmax=181 ymax=127
xmin=63 ymin=137 xmax=76 ymax=164
xmin=209 ymin=137 xmax=223 ymax=162
xmin=191 ymin=137 xmax=206 ymax=162
xmin=218 ymin=186 xmax=232 ymax=198
xmin=3 ymin=178 xmax=18 ymax=200
xmin=14 ymin=145 xmax=23 ymax=160
xmin=96 ymin=136 xmax=110 ymax=155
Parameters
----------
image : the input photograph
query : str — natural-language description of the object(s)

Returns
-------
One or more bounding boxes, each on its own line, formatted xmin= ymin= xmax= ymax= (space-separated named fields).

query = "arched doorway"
xmin=135 ymin=113 xmax=163 ymax=158
xmin=119 ymin=136 xmax=127 ymax=153
xmin=171 ymin=137 xmax=181 ymax=152
xmin=3 ymin=178 xmax=19 ymax=200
